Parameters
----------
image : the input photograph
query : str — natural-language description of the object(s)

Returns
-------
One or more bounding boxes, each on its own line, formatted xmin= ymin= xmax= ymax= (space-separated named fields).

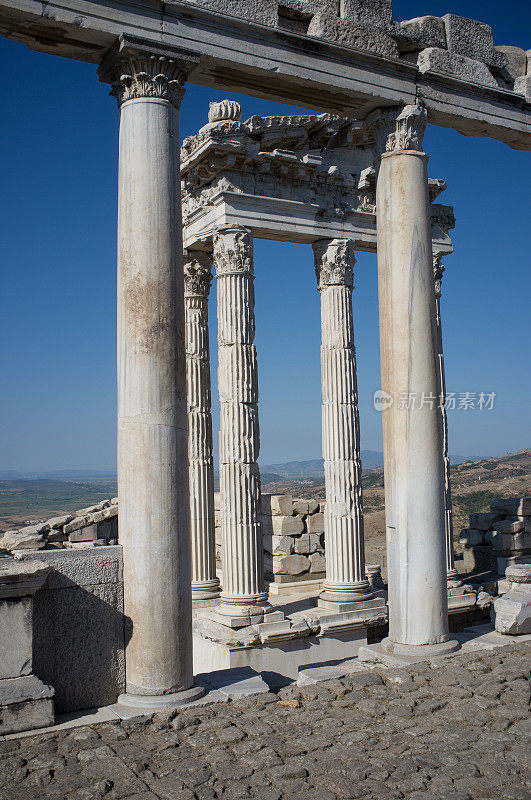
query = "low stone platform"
xmin=1 ymin=642 xmax=529 ymax=800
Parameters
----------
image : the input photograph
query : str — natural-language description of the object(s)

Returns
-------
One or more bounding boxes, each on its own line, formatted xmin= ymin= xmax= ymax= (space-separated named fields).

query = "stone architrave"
xmin=367 ymin=104 xmax=458 ymax=657
xmin=212 ymin=225 xmax=270 ymax=627
xmin=99 ymin=44 xmax=204 ymax=707
xmin=433 ymin=253 xmax=459 ymax=584
xmin=184 ymin=250 xmax=221 ymax=601
xmin=313 ymin=239 xmax=380 ymax=613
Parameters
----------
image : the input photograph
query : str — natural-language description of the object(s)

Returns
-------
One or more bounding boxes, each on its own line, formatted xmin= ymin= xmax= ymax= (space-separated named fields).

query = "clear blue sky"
xmin=0 ymin=1 xmax=529 ymax=472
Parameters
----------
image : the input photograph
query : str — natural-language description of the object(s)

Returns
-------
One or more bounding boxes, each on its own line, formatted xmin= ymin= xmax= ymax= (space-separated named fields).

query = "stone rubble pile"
xmin=191 ymin=2 xmax=531 ymax=98
xmin=459 ymin=497 xmax=531 ymax=576
xmin=491 ymin=563 xmax=531 ymax=636
xmin=0 ymin=499 xmax=119 ymax=552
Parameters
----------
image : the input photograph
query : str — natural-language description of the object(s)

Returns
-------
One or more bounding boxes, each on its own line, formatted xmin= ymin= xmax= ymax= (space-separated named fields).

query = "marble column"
xmin=433 ymin=254 xmax=459 ymax=584
xmin=184 ymin=250 xmax=221 ymax=601
xmin=100 ymin=47 xmax=204 ymax=705
xmin=369 ymin=104 xmax=458 ymax=655
xmin=313 ymin=239 xmax=376 ymax=612
xmin=212 ymin=226 xmax=270 ymax=627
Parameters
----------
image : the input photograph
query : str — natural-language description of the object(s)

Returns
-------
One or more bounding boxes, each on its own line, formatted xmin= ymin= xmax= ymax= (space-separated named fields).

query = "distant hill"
xmin=262 ymin=451 xmax=483 ymax=478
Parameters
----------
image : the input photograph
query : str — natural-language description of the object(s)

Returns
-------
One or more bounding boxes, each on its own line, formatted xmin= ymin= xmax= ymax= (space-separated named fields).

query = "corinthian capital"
xmin=313 ymin=239 xmax=356 ymax=290
xmin=366 ymin=104 xmax=427 ymax=156
xmin=99 ymin=37 xmax=199 ymax=108
xmin=184 ymin=251 xmax=213 ymax=298
xmin=433 ymin=253 xmax=445 ymax=298
xmin=213 ymin=226 xmax=253 ymax=277
xmin=110 ymin=55 xmax=188 ymax=107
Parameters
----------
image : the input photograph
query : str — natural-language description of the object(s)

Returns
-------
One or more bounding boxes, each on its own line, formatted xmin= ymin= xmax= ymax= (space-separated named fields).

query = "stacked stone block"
xmin=262 ymin=494 xmax=326 ymax=584
xmin=0 ymin=498 xmax=118 ymax=552
xmin=459 ymin=497 xmax=531 ymax=577
xmin=186 ymin=3 xmax=531 ymax=99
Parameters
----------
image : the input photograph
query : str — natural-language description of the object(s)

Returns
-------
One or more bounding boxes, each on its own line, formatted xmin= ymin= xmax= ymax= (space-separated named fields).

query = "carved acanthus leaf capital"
xmin=109 ymin=55 xmax=188 ymax=108
xmin=213 ymin=226 xmax=253 ymax=277
xmin=313 ymin=239 xmax=356 ymax=290
xmin=433 ymin=253 xmax=445 ymax=298
xmin=366 ymin=104 xmax=427 ymax=156
xmin=184 ymin=251 xmax=213 ymax=298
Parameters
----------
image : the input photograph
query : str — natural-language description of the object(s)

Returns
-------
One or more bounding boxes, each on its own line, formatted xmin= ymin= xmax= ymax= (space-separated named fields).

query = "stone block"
xmin=490 ymin=497 xmax=531 ymax=517
xmin=16 ymin=546 xmax=125 ymax=712
xmin=294 ymin=533 xmax=321 ymax=554
xmin=307 ymin=11 xmax=398 ymax=59
xmin=102 ymin=504 xmax=118 ymax=519
xmin=491 ymin=588 xmax=531 ymax=635
xmin=398 ymin=16 xmax=446 ymax=51
xmin=506 ymin=564 xmax=531 ymax=584
xmin=309 ymin=552 xmax=326 ymax=572
xmin=96 ymin=518 xmax=119 ymax=540
xmin=307 ymin=512 xmax=325 ymax=534
xmin=340 ymin=0 xmax=393 ymax=30
xmin=32 ymin=581 xmax=125 ymax=712
xmin=196 ymin=666 xmax=270 ymax=697
xmin=460 ymin=528 xmax=484 ymax=546
xmin=0 ymin=675 xmax=54 ymax=735
xmin=513 ymin=532 xmax=531 ymax=552
xmin=494 ymin=46 xmax=527 ymax=80
xmin=0 ymin=597 xmax=33 ymax=679
xmin=263 ymin=534 xmax=294 ymax=555
xmin=261 ymin=494 xmax=293 ymax=516
xmin=514 ymin=75 xmax=531 ymax=102
xmin=469 ymin=512 xmax=499 ymax=530
xmin=192 ymin=0 xmax=278 ymax=27
xmin=64 ymin=515 xmax=91 ymax=534
xmin=46 ymin=514 xmax=74 ymax=529
xmin=69 ymin=523 xmax=98 ymax=543
xmin=0 ymin=529 xmax=46 ymax=550
xmin=417 ymin=47 xmax=498 ymax=88
xmin=268 ymin=554 xmax=310 ymax=575
xmin=496 ymin=518 xmax=524 ymax=534
xmin=292 ymin=498 xmax=319 ymax=515
xmin=442 ymin=13 xmax=494 ymax=64
xmin=489 ymin=532 xmax=515 ymax=551
xmin=264 ymin=515 xmax=304 ymax=535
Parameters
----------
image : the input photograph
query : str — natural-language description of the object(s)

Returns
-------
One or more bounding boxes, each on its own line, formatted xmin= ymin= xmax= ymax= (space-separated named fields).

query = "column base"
xmin=117 ymin=684 xmax=205 ymax=710
xmin=210 ymin=595 xmax=274 ymax=629
xmin=358 ymin=635 xmax=459 ymax=667
xmin=318 ymin=580 xmax=376 ymax=611
xmin=318 ymin=594 xmax=386 ymax=614
xmin=192 ymin=579 xmax=222 ymax=601
xmin=447 ymin=571 xmax=462 ymax=588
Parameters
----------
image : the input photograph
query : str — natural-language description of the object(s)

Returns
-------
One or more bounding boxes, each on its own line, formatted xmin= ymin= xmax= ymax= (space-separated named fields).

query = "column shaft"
xmin=102 ymin=49 xmax=203 ymax=703
xmin=213 ymin=226 xmax=269 ymax=626
xmin=433 ymin=256 xmax=458 ymax=581
xmin=314 ymin=240 xmax=373 ymax=610
xmin=184 ymin=252 xmax=220 ymax=600
xmin=371 ymin=104 xmax=455 ymax=652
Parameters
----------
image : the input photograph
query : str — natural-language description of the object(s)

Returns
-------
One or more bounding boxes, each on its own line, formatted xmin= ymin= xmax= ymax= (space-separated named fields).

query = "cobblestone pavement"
xmin=1 ymin=644 xmax=530 ymax=800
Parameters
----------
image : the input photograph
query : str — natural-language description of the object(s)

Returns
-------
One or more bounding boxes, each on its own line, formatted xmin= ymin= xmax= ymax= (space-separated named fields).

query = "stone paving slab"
xmin=0 ymin=643 xmax=529 ymax=800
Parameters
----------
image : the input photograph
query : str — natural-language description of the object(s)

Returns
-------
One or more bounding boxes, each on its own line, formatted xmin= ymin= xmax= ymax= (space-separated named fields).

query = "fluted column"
xmin=368 ymin=104 xmax=457 ymax=654
xmin=184 ymin=250 xmax=221 ymax=601
xmin=212 ymin=226 xmax=270 ymax=627
xmin=98 ymin=44 xmax=204 ymax=706
xmin=313 ymin=240 xmax=374 ymax=611
xmin=433 ymin=254 xmax=459 ymax=584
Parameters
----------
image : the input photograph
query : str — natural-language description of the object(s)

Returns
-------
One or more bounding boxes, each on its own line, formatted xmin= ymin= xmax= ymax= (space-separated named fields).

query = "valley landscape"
xmin=2 ymin=450 xmax=529 ymax=575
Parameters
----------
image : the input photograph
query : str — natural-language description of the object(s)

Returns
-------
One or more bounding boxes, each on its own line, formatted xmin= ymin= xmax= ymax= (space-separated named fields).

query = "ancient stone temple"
xmin=0 ymin=0 xmax=529 ymax=730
